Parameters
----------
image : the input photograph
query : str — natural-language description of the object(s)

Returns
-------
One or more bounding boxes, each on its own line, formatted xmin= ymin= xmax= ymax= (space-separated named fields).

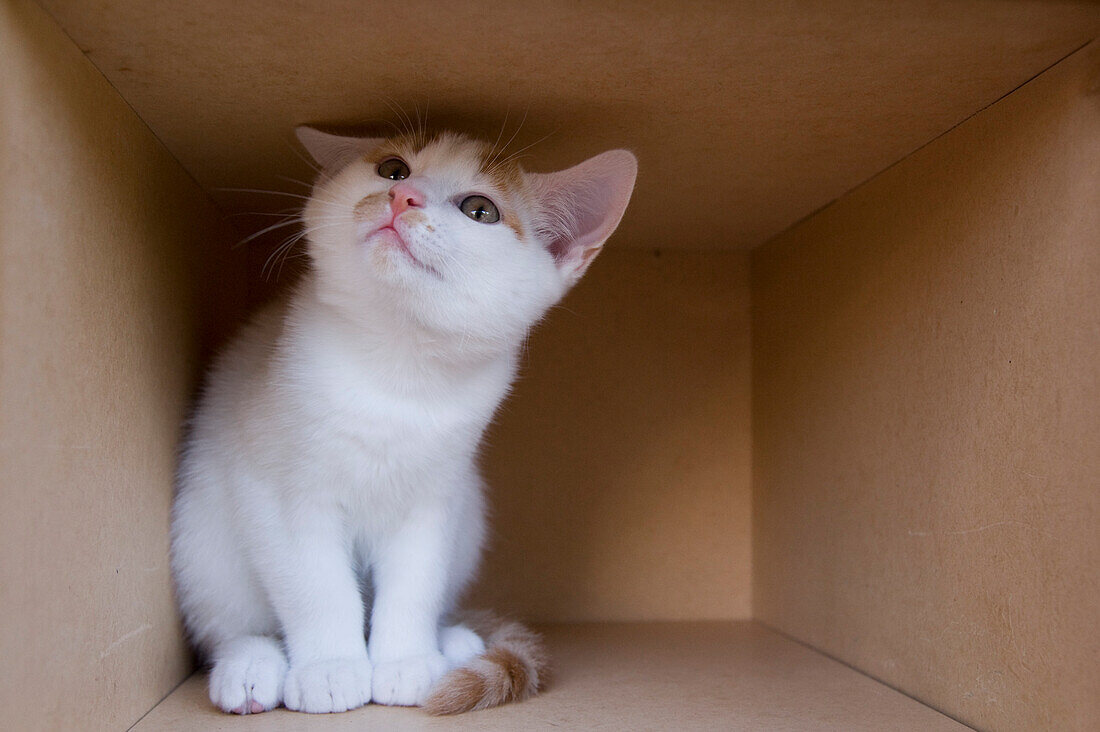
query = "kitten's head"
xmin=295 ymin=127 xmax=636 ymax=352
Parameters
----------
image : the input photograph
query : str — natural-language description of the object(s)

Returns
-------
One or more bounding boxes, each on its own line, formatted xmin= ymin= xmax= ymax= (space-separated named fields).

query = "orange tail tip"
xmin=424 ymin=617 xmax=548 ymax=715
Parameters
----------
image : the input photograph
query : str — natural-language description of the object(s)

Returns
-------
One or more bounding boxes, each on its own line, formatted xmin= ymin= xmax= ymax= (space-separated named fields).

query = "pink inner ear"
xmin=536 ymin=150 xmax=638 ymax=267
xmin=548 ymin=239 xmax=571 ymax=261
xmin=546 ymin=182 xmax=622 ymax=261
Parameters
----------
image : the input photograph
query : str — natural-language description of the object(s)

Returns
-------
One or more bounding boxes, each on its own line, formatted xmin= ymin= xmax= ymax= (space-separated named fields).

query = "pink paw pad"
xmin=250 ymin=700 xmax=264 ymax=714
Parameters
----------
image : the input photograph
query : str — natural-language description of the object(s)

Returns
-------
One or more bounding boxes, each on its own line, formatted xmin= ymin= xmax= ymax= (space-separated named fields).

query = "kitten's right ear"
xmin=295 ymin=126 xmax=383 ymax=172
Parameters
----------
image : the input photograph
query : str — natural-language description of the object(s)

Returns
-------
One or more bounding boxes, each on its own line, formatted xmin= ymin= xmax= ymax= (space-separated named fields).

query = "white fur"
xmin=439 ymin=623 xmax=486 ymax=667
xmin=171 ymin=131 xmax=635 ymax=714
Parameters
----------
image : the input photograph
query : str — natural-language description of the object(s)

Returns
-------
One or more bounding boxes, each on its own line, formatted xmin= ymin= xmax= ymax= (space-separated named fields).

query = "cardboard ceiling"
xmin=38 ymin=0 xmax=1100 ymax=250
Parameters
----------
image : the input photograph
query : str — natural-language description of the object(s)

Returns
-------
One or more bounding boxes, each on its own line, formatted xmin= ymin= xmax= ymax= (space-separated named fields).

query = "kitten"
xmin=170 ymin=127 xmax=637 ymax=715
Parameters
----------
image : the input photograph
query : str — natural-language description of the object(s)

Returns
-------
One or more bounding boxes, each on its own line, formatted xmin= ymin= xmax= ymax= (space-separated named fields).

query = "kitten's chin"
xmin=368 ymin=229 xmax=441 ymax=279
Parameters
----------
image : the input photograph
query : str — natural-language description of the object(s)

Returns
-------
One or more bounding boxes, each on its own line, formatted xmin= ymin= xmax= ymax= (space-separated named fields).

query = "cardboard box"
xmin=2 ymin=1 xmax=1096 ymax=729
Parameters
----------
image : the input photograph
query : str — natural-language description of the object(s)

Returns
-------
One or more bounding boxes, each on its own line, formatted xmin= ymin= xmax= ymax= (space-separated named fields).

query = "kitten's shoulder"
xmin=204 ymin=290 xmax=294 ymax=395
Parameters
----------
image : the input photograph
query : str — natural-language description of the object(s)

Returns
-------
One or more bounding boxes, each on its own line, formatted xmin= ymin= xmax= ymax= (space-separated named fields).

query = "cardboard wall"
xmin=752 ymin=41 xmax=1100 ymax=731
xmin=0 ymin=0 xmax=243 ymax=728
xmin=476 ymin=250 xmax=752 ymax=622
xmin=4 ymin=0 xmax=1096 ymax=727
xmin=34 ymin=0 xmax=1100 ymax=253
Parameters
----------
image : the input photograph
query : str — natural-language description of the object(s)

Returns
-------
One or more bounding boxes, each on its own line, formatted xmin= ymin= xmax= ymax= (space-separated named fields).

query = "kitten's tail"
xmin=424 ymin=612 xmax=548 ymax=715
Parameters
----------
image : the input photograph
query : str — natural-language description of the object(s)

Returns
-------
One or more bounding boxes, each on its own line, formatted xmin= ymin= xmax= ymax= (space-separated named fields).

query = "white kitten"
xmin=170 ymin=127 xmax=636 ymax=715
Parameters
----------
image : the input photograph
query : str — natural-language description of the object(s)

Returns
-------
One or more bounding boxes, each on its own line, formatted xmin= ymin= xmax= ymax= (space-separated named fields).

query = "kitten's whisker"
xmin=488 ymin=106 xmax=510 ymax=164
xmin=490 ymin=128 xmax=557 ymax=174
xmin=370 ymin=116 xmax=403 ymax=136
xmin=276 ymin=174 xmax=317 ymax=190
xmin=421 ymin=98 xmax=430 ymax=146
xmin=261 ymin=218 xmax=347 ymax=280
xmin=217 ymin=187 xmax=314 ymax=200
xmin=399 ymin=99 xmax=417 ymax=139
xmin=381 ymin=97 xmax=401 ymax=134
xmin=229 ymin=210 xmax=303 ymax=219
xmin=274 ymin=241 xmax=303 ymax=280
xmin=235 ymin=218 xmax=313 ymax=249
xmin=261 ymin=235 xmax=298 ymax=279
xmin=489 ymin=105 xmax=529 ymax=170
xmin=382 ymin=97 xmax=415 ymax=139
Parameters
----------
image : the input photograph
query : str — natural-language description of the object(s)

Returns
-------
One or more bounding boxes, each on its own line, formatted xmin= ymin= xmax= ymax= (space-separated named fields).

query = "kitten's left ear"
xmin=295 ymin=126 xmax=384 ymax=172
xmin=528 ymin=150 xmax=638 ymax=284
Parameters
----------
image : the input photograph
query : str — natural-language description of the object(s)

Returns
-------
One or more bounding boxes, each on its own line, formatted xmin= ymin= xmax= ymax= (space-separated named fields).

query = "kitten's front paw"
xmin=371 ymin=653 xmax=449 ymax=706
xmin=283 ymin=657 xmax=373 ymax=713
xmin=209 ymin=637 xmax=288 ymax=714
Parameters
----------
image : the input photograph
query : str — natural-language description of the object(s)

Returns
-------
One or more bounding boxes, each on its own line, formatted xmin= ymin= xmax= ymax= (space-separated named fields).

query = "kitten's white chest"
xmin=277 ymin=331 xmax=508 ymax=506
xmin=315 ymin=382 xmax=478 ymax=477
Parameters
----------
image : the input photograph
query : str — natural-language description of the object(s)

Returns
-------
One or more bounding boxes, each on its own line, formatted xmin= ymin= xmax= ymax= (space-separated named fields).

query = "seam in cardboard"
xmin=752 ymin=619 xmax=979 ymax=731
xmin=754 ymin=37 xmax=1099 ymax=253
xmin=30 ymin=0 xmax=236 ymax=228
xmin=125 ymin=672 xmax=194 ymax=732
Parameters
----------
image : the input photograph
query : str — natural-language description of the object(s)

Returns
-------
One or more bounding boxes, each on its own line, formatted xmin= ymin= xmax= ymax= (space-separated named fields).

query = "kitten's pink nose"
xmin=389 ymin=183 xmax=426 ymax=215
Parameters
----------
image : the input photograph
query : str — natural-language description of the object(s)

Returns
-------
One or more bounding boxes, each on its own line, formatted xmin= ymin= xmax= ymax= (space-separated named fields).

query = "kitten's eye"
xmin=459 ymin=195 xmax=500 ymax=224
xmin=377 ymin=158 xmax=410 ymax=180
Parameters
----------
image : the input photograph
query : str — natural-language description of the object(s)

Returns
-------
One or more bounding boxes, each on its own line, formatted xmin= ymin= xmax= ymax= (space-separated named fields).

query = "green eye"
xmin=459 ymin=195 xmax=500 ymax=224
xmin=377 ymin=158 xmax=410 ymax=180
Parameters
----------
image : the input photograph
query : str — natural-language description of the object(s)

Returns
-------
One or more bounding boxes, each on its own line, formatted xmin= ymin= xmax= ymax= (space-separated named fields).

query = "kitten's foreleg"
xmin=369 ymin=500 xmax=453 ymax=706
xmin=255 ymin=510 xmax=372 ymax=713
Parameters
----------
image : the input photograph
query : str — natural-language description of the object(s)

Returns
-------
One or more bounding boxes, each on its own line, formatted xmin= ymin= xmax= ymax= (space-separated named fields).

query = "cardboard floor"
xmin=133 ymin=623 xmax=966 ymax=731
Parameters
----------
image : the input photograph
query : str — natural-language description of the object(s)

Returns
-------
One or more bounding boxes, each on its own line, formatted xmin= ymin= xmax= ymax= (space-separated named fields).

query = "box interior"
xmin=2 ymin=1 xmax=1097 ymax=729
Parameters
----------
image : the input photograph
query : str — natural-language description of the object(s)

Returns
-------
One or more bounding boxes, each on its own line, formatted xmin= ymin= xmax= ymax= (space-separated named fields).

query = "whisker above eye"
xmin=422 ymin=98 xmax=430 ymax=146
xmin=487 ymin=106 xmax=510 ymax=167
xmin=382 ymin=97 xmax=416 ymax=140
xmin=486 ymin=104 xmax=529 ymax=171
xmin=365 ymin=116 xmax=403 ymax=136
xmin=486 ymin=127 xmax=557 ymax=177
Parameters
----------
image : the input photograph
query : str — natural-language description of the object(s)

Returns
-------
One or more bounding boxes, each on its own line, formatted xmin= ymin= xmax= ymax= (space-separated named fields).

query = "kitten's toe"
xmin=208 ymin=636 xmax=288 ymax=714
xmin=283 ymin=657 xmax=372 ymax=713
xmin=440 ymin=624 xmax=485 ymax=668
xmin=371 ymin=652 xmax=450 ymax=706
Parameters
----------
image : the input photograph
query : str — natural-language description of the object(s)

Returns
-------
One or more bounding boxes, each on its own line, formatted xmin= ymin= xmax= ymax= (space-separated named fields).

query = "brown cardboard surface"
xmin=36 ymin=0 xmax=1100 ymax=252
xmin=752 ymin=41 xmax=1100 ymax=731
xmin=132 ymin=622 xmax=967 ymax=731
xmin=474 ymin=250 xmax=752 ymax=621
xmin=0 ymin=0 xmax=244 ymax=728
xmin=5 ymin=1 xmax=1099 ymax=728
